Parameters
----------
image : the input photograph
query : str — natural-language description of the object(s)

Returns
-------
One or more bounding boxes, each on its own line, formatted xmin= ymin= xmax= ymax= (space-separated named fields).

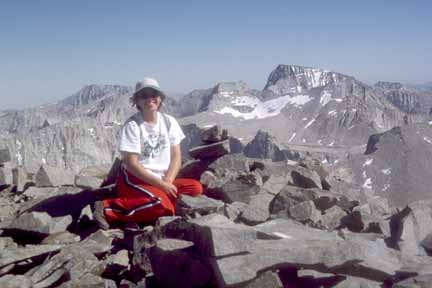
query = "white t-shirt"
xmin=119 ymin=112 xmax=185 ymax=179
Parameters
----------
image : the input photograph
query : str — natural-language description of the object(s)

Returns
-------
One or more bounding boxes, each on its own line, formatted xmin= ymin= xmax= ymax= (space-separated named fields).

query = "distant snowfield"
xmin=214 ymin=94 xmax=312 ymax=120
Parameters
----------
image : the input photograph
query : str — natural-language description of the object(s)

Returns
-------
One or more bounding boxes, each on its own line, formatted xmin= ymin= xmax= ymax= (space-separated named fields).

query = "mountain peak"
xmin=262 ymin=64 xmax=350 ymax=99
xmin=61 ymin=84 xmax=132 ymax=108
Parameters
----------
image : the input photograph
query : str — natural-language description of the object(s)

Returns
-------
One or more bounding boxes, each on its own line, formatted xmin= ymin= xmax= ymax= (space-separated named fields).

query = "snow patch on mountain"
xmin=424 ymin=136 xmax=432 ymax=144
xmin=288 ymin=132 xmax=296 ymax=142
xmin=320 ymin=90 xmax=332 ymax=106
xmin=363 ymin=158 xmax=373 ymax=166
xmin=363 ymin=178 xmax=372 ymax=189
xmin=304 ymin=118 xmax=316 ymax=129
xmin=215 ymin=94 xmax=312 ymax=120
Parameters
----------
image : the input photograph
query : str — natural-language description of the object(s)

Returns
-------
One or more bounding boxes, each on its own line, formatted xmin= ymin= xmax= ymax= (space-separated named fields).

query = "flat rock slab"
xmin=207 ymin=154 xmax=250 ymax=177
xmin=0 ymin=275 xmax=32 ymax=288
xmin=201 ymin=125 xmax=228 ymax=143
xmin=206 ymin=176 xmax=261 ymax=204
xmin=0 ymin=148 xmax=11 ymax=164
xmin=166 ymin=214 xmax=261 ymax=257
xmin=18 ymin=186 xmax=88 ymax=216
xmin=74 ymin=175 xmax=103 ymax=190
xmin=23 ymin=186 xmax=59 ymax=199
xmin=177 ymin=194 xmax=224 ymax=216
xmin=5 ymin=211 xmax=72 ymax=235
xmin=254 ymin=218 xmax=339 ymax=241
xmin=58 ymin=273 xmax=116 ymax=288
xmin=189 ymin=140 xmax=230 ymax=160
xmin=35 ymin=165 xmax=75 ymax=187
xmin=12 ymin=167 xmax=30 ymax=192
xmin=393 ymin=274 xmax=432 ymax=288
xmin=214 ymin=236 xmax=401 ymax=286
xmin=0 ymin=244 xmax=63 ymax=268
xmin=0 ymin=162 xmax=13 ymax=185
xmin=241 ymin=270 xmax=283 ymax=288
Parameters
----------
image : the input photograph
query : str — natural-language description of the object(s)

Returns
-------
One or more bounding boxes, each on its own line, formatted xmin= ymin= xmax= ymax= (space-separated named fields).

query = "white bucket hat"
xmin=133 ymin=77 xmax=166 ymax=100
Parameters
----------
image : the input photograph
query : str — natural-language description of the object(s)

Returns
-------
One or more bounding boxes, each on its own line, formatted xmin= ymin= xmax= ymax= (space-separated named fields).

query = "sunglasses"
xmin=136 ymin=89 xmax=160 ymax=100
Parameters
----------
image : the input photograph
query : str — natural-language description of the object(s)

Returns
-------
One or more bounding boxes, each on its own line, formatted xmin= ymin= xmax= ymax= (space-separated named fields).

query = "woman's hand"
xmin=159 ymin=180 xmax=178 ymax=198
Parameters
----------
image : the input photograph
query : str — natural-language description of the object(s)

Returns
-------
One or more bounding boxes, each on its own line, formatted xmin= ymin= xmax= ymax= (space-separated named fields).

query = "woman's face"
xmin=136 ymin=88 xmax=161 ymax=112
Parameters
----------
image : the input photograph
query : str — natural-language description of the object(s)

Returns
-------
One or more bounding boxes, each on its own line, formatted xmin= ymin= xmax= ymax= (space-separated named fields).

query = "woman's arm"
xmin=163 ymin=144 xmax=182 ymax=183
xmin=122 ymin=152 xmax=178 ymax=198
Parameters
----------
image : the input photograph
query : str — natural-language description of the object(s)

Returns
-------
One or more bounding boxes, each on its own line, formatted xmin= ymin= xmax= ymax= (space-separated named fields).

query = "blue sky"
xmin=0 ymin=0 xmax=431 ymax=109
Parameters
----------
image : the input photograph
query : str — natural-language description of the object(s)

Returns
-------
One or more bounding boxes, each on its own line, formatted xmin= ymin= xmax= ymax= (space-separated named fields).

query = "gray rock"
xmin=201 ymin=125 xmax=228 ymax=143
xmin=0 ymin=244 xmax=63 ymax=268
xmin=74 ymin=175 xmax=103 ymax=190
xmin=333 ymin=276 xmax=381 ymax=288
xmin=58 ymin=273 xmax=116 ymax=288
xmin=386 ymin=201 xmax=432 ymax=256
xmin=147 ymin=238 xmax=213 ymax=288
xmin=299 ymin=157 xmax=330 ymax=184
xmin=207 ymin=154 xmax=250 ymax=177
xmin=107 ymin=249 xmax=129 ymax=267
xmin=177 ymin=194 xmax=224 ymax=216
xmin=0 ymin=275 xmax=32 ymax=288
xmin=17 ymin=186 xmax=86 ymax=217
xmin=261 ymin=174 xmax=290 ymax=195
xmin=290 ymin=165 xmax=323 ymax=189
xmin=237 ymin=192 xmax=273 ymax=225
xmin=41 ymin=231 xmax=80 ymax=245
xmin=288 ymin=200 xmax=322 ymax=224
xmin=269 ymin=185 xmax=337 ymax=217
xmin=213 ymin=235 xmax=401 ymax=286
xmin=78 ymin=164 xmax=111 ymax=179
xmin=243 ymin=130 xmax=299 ymax=161
xmin=12 ymin=166 xmax=30 ymax=192
xmin=321 ymin=205 xmax=347 ymax=231
xmin=206 ymin=174 xmax=261 ymax=204
xmin=0 ymin=148 xmax=11 ymax=164
xmin=35 ymin=165 xmax=74 ymax=187
xmin=167 ymin=214 xmax=260 ymax=257
xmin=0 ymin=237 xmax=17 ymax=250
xmin=218 ymin=202 xmax=244 ymax=221
xmin=0 ymin=162 xmax=13 ymax=185
xmin=23 ymin=186 xmax=58 ymax=199
xmin=200 ymin=170 xmax=217 ymax=186
xmin=241 ymin=270 xmax=283 ymax=288
xmin=52 ymin=239 xmax=111 ymax=279
xmin=26 ymin=255 xmax=69 ymax=288
xmin=340 ymin=210 xmax=383 ymax=234
xmin=393 ymin=274 xmax=432 ymax=288
xmin=189 ymin=140 xmax=230 ymax=160
xmin=0 ymin=197 xmax=18 ymax=222
xmin=421 ymin=232 xmax=432 ymax=253
xmin=294 ymin=270 xmax=381 ymax=288
xmin=6 ymin=211 xmax=72 ymax=235
xmin=156 ymin=215 xmax=182 ymax=228
xmin=78 ymin=204 xmax=94 ymax=222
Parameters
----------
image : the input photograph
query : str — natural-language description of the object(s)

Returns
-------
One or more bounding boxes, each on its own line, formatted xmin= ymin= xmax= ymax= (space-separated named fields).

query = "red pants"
xmin=103 ymin=168 xmax=203 ymax=224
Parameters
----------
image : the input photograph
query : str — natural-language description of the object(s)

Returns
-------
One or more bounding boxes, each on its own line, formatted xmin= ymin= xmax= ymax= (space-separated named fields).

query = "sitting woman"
xmin=101 ymin=77 xmax=203 ymax=226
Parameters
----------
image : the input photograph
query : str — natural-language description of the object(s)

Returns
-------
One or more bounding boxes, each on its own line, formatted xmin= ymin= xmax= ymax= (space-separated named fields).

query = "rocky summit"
xmin=1 ymin=64 xmax=432 ymax=287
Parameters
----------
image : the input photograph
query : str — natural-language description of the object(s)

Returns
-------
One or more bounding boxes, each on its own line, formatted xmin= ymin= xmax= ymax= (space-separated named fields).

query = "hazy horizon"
xmin=1 ymin=0 xmax=431 ymax=110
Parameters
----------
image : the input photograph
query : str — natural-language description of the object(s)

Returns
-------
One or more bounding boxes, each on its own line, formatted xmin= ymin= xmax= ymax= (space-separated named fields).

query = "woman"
xmin=101 ymin=77 xmax=203 ymax=226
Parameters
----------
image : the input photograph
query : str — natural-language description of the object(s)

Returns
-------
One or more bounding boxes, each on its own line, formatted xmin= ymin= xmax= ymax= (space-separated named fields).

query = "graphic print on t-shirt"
xmin=141 ymin=131 xmax=168 ymax=159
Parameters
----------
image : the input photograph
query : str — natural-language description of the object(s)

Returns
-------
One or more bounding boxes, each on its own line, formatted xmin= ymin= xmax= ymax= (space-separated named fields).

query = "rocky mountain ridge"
xmin=1 ymin=126 xmax=432 ymax=287
xmin=0 ymin=64 xmax=431 ymax=176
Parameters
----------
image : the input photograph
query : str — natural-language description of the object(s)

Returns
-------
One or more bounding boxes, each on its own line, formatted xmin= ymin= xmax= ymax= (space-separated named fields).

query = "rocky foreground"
xmin=0 ymin=126 xmax=432 ymax=287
